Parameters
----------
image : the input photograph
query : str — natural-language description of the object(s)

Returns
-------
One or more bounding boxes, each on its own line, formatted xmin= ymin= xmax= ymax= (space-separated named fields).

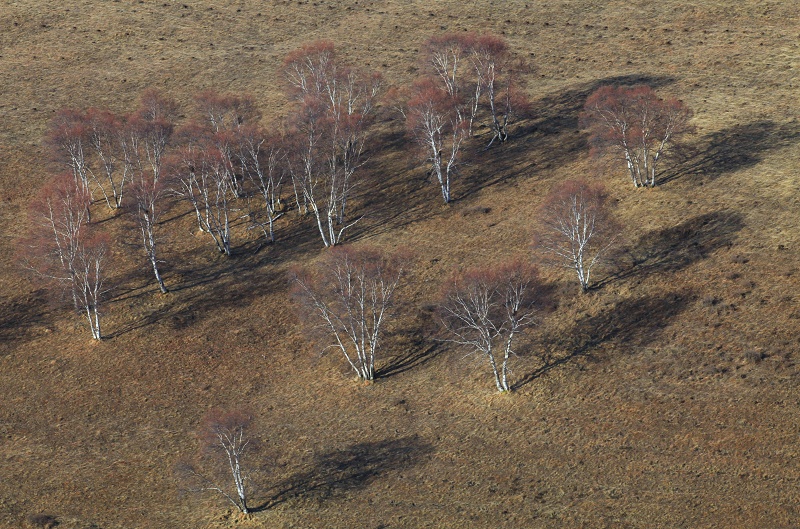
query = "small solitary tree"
xmin=179 ymin=409 xmax=254 ymax=514
xmin=292 ymin=246 xmax=407 ymax=381
xmin=536 ymin=179 xmax=619 ymax=293
xmin=580 ymin=85 xmax=693 ymax=187
xmin=439 ymin=261 xmax=542 ymax=392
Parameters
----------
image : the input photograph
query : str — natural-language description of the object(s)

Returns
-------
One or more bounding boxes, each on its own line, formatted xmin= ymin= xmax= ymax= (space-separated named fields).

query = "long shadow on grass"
xmin=347 ymin=122 xmax=449 ymax=241
xmin=254 ymin=435 xmax=433 ymax=511
xmin=514 ymin=290 xmax=692 ymax=390
xmin=106 ymin=241 xmax=290 ymax=337
xmin=106 ymin=201 xmax=338 ymax=337
xmin=354 ymin=74 xmax=676 ymax=238
xmin=376 ymin=307 xmax=443 ymax=379
xmin=598 ymin=210 xmax=744 ymax=288
xmin=458 ymin=73 xmax=676 ymax=198
xmin=376 ymin=342 xmax=440 ymax=380
xmin=661 ymin=120 xmax=800 ymax=185
xmin=0 ymin=293 xmax=49 ymax=354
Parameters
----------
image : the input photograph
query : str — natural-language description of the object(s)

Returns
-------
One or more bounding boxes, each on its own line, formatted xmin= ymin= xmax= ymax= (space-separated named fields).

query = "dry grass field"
xmin=1 ymin=0 xmax=799 ymax=527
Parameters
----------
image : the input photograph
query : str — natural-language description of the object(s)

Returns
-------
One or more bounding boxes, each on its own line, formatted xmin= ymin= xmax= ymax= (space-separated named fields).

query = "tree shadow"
xmin=105 ymin=198 xmax=338 ymax=338
xmin=253 ymin=435 xmax=433 ymax=511
xmin=661 ymin=120 xmax=800 ymax=184
xmin=346 ymin=121 xmax=449 ymax=241
xmin=376 ymin=343 xmax=440 ymax=380
xmin=458 ymin=73 xmax=676 ymax=198
xmin=0 ymin=293 xmax=49 ymax=354
xmin=599 ymin=210 xmax=744 ymax=287
xmin=514 ymin=290 xmax=692 ymax=389
xmin=105 ymin=242 xmax=289 ymax=337
xmin=375 ymin=307 xmax=443 ymax=379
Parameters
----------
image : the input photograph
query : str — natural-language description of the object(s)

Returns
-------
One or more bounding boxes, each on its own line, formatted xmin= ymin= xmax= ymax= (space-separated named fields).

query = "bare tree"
xmin=194 ymin=90 xmax=262 ymax=198
xmin=422 ymin=32 xmax=528 ymax=147
xmin=468 ymin=34 xmax=529 ymax=147
xmin=536 ymin=179 xmax=619 ymax=293
xmin=137 ymin=87 xmax=181 ymax=125
xmin=23 ymin=174 xmax=110 ymax=339
xmin=405 ymin=77 xmax=468 ymax=204
xmin=292 ymin=246 xmax=407 ymax=381
xmin=283 ymin=40 xmax=381 ymax=246
xmin=174 ymin=129 xmax=235 ymax=255
xmin=129 ymin=169 xmax=169 ymax=293
xmin=45 ymin=109 xmax=94 ymax=221
xmin=195 ymin=89 xmax=259 ymax=133
xmin=179 ymin=409 xmax=254 ymax=514
xmin=85 ymin=108 xmax=127 ymax=209
xmin=123 ymin=92 xmax=177 ymax=289
xmin=121 ymin=107 xmax=174 ymax=190
xmin=581 ymin=85 xmax=693 ymax=187
xmin=171 ymin=91 xmax=270 ymax=254
xmin=234 ymin=124 xmax=286 ymax=244
xmin=439 ymin=261 xmax=541 ymax=392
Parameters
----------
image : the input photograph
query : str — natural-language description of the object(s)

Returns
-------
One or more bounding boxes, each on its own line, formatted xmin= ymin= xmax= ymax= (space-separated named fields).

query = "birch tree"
xmin=129 ymin=169 xmax=169 ymax=293
xmin=283 ymin=41 xmax=381 ymax=247
xmin=174 ymin=129 xmax=235 ymax=255
xmin=124 ymin=93 xmax=176 ymax=290
xmin=536 ymin=179 xmax=619 ymax=292
xmin=45 ymin=109 xmax=93 ymax=220
xmin=581 ymin=85 xmax=693 ymax=187
xmin=23 ymin=173 xmax=109 ymax=340
xmin=234 ymin=124 xmax=286 ymax=244
xmin=405 ymin=77 xmax=468 ymax=204
xmin=292 ymin=246 xmax=407 ymax=381
xmin=422 ymin=32 xmax=528 ymax=147
xmin=180 ymin=409 xmax=254 ymax=514
xmin=439 ymin=261 xmax=541 ymax=392
xmin=85 ymin=108 xmax=126 ymax=209
xmin=468 ymin=34 xmax=528 ymax=147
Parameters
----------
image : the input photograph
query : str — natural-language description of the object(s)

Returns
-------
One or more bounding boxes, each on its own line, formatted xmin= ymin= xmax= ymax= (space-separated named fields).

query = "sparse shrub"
xmin=743 ymin=350 xmax=764 ymax=364
xmin=461 ymin=205 xmax=492 ymax=217
xmin=26 ymin=513 xmax=58 ymax=529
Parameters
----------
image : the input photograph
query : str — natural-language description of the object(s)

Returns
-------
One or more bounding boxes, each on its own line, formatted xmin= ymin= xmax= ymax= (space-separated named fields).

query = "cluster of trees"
xmin=291 ymin=81 xmax=694 ymax=394
xmin=403 ymin=32 xmax=528 ymax=203
xmin=22 ymin=33 xmax=693 ymax=404
xmin=175 ymin=78 xmax=696 ymax=513
xmin=21 ymin=34 xmax=527 ymax=339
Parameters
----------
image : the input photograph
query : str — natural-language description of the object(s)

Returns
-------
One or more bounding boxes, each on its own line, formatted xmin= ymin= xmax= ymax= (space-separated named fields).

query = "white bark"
xmin=440 ymin=269 xmax=537 ymax=392
xmin=295 ymin=250 xmax=403 ymax=381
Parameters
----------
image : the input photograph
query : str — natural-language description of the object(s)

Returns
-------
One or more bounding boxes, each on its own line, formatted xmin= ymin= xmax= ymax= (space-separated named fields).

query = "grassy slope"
xmin=0 ymin=1 xmax=799 ymax=528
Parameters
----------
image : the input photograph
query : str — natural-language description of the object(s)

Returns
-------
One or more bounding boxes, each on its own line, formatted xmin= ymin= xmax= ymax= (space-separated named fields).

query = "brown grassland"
xmin=1 ymin=0 xmax=799 ymax=527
